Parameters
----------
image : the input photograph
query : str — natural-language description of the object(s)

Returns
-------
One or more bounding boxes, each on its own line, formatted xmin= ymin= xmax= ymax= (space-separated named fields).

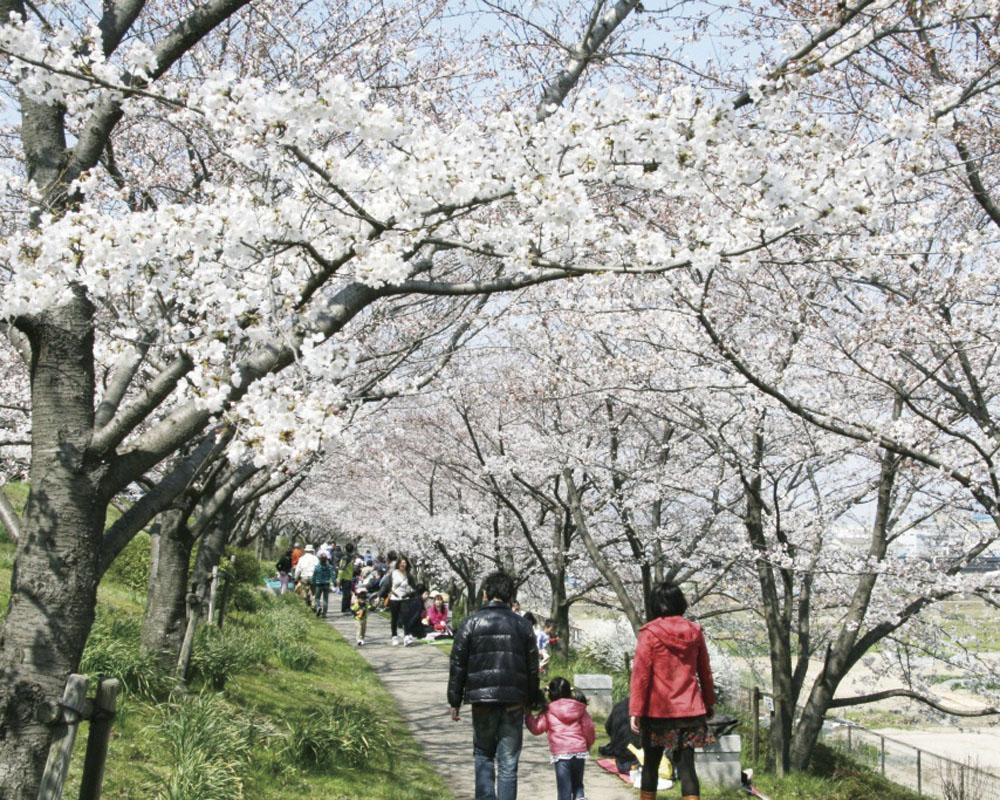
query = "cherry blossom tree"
xmin=1 ymin=0 xmax=996 ymax=792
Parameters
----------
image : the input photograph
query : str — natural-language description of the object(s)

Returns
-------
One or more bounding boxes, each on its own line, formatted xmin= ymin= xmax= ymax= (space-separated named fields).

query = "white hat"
xmin=304 ymin=544 xmax=315 ymax=552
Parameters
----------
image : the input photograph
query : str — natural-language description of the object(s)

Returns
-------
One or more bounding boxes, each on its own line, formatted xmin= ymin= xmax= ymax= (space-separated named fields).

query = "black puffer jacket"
xmin=447 ymin=601 xmax=539 ymax=708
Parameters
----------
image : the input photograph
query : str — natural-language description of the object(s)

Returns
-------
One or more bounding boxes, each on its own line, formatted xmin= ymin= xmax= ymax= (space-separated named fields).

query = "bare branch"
xmin=829 ymin=689 xmax=1000 ymax=717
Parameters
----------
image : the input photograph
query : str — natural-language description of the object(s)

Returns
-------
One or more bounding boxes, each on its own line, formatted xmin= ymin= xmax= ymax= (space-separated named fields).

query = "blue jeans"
xmin=313 ymin=583 xmax=330 ymax=615
xmin=472 ymin=704 xmax=524 ymax=800
xmin=554 ymin=756 xmax=586 ymax=800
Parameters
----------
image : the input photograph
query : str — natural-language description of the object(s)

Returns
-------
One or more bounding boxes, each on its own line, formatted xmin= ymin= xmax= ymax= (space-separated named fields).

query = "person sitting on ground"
xmin=402 ymin=583 xmax=429 ymax=646
xmin=293 ymin=544 xmax=319 ymax=605
xmin=352 ymin=585 xmax=369 ymax=646
xmin=600 ymin=695 xmax=642 ymax=776
xmin=526 ymin=676 xmax=596 ymax=800
xmin=423 ymin=593 xmax=452 ymax=638
xmin=311 ymin=552 xmax=335 ymax=617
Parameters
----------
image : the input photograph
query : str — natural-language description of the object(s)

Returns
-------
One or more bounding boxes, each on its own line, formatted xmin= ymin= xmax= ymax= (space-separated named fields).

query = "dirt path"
xmin=322 ymin=608 xmax=635 ymax=800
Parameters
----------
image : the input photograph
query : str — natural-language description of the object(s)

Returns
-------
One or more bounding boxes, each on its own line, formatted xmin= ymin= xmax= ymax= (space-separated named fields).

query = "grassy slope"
xmin=0 ymin=481 xmax=451 ymax=800
xmin=60 ymin=596 xmax=453 ymax=799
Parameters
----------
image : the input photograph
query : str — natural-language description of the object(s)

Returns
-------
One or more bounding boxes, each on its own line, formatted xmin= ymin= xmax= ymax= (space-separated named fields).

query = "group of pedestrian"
xmin=282 ymin=545 xmax=717 ymax=800
xmin=274 ymin=544 xmax=454 ymax=644
xmin=447 ymin=572 xmax=715 ymax=800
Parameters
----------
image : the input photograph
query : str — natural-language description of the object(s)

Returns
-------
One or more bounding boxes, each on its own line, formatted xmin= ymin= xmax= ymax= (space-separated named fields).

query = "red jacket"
xmin=629 ymin=616 xmax=716 ymax=719
xmin=526 ymin=698 xmax=596 ymax=756
xmin=424 ymin=603 xmax=449 ymax=630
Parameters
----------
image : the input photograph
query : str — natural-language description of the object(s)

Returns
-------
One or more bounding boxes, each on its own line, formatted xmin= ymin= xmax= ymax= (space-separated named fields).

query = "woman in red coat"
xmin=629 ymin=581 xmax=716 ymax=800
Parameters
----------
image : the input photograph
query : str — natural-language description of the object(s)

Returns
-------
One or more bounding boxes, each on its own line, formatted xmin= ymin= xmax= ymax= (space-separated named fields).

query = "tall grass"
xmin=79 ymin=608 xmax=170 ymax=700
xmin=285 ymin=698 xmax=394 ymax=769
xmin=147 ymin=692 xmax=266 ymax=800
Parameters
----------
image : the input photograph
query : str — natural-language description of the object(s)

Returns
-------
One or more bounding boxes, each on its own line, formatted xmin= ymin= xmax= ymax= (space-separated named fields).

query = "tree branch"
xmin=829 ymin=689 xmax=1000 ymax=717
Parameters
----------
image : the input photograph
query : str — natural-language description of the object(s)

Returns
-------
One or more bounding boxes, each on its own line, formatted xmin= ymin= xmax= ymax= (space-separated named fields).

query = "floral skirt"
xmin=642 ymin=715 xmax=717 ymax=751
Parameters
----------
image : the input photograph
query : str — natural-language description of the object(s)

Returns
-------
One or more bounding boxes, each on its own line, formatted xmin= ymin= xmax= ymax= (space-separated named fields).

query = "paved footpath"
xmin=323 ymin=608 xmax=635 ymax=800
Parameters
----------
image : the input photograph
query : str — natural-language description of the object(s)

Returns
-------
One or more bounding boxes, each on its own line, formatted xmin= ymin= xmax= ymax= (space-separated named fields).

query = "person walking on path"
xmin=402 ymin=583 xmax=429 ymax=646
xmin=388 ymin=555 xmax=413 ymax=645
xmin=311 ymin=552 xmax=335 ymax=617
xmin=526 ymin=677 xmax=597 ymax=800
xmin=447 ymin=570 xmax=540 ymax=800
xmin=352 ymin=585 xmax=369 ymax=645
xmin=338 ymin=543 xmax=356 ymax=614
xmin=629 ymin=581 xmax=716 ymax=800
xmin=293 ymin=544 xmax=319 ymax=605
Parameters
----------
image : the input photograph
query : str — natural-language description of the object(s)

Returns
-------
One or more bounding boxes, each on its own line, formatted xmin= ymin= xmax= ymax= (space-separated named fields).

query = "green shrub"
xmin=107 ymin=532 xmax=152 ymax=592
xmin=284 ymin=699 xmax=394 ymax=768
xmin=80 ymin=608 xmax=169 ymax=699
xmin=224 ymin=547 xmax=263 ymax=585
xmin=190 ymin=627 xmax=264 ymax=689
xmin=229 ymin=583 xmax=263 ymax=613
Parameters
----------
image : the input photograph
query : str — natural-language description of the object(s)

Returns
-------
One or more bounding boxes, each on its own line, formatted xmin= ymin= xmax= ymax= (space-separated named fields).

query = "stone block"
xmin=573 ymin=673 xmax=614 ymax=716
xmin=695 ymin=734 xmax=742 ymax=788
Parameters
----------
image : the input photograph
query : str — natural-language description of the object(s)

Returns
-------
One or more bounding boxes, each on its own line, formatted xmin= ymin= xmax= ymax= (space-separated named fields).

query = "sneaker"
xmin=391 ymin=635 xmax=399 ymax=646
xmin=357 ymin=639 xmax=364 ymax=646
xmin=403 ymin=635 xmax=413 ymax=647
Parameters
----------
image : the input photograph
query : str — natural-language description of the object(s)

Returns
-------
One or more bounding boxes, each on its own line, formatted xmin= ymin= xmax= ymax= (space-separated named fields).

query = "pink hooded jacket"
xmin=526 ymin=698 xmax=596 ymax=756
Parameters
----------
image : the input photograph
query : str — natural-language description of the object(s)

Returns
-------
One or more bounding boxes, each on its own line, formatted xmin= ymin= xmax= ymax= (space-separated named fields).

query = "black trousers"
xmin=340 ymin=579 xmax=353 ymax=612
xmin=389 ymin=599 xmax=403 ymax=636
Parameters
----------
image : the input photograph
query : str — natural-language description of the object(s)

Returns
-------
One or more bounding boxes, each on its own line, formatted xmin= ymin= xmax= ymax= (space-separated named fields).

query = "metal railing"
xmin=735 ymin=686 xmax=1000 ymax=800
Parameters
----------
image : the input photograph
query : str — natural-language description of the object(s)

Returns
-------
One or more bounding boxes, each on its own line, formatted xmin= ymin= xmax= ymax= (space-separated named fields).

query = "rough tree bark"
xmin=141 ymin=510 xmax=196 ymax=669
xmin=0 ymin=290 xmax=107 ymax=796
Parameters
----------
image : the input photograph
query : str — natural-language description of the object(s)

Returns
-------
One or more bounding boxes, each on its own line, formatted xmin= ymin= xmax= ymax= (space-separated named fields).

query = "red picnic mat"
xmin=596 ymin=758 xmax=633 ymax=785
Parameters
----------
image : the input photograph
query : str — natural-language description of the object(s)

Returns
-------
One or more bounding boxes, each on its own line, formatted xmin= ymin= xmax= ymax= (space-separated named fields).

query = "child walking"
xmin=352 ymin=586 xmax=369 ymax=646
xmin=526 ymin=677 xmax=596 ymax=800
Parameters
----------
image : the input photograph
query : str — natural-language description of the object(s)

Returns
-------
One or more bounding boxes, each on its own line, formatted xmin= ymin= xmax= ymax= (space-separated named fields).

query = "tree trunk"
xmin=141 ymin=509 xmax=196 ymax=668
xmin=0 ymin=293 xmax=106 ymax=800
xmin=191 ymin=508 xmax=230 ymax=601
xmin=743 ymin=429 xmax=794 ymax=775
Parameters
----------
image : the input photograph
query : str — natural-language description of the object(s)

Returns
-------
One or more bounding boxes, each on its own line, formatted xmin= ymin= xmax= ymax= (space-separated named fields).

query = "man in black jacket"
xmin=447 ymin=571 xmax=539 ymax=800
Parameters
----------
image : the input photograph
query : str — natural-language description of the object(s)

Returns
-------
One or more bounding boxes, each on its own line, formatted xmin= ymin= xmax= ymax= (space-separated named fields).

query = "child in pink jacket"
xmin=526 ymin=677 xmax=596 ymax=800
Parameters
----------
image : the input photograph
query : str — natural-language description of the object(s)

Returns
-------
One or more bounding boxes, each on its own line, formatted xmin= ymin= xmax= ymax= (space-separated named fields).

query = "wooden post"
xmin=916 ymin=749 xmax=922 ymax=796
xmin=176 ymin=581 xmax=201 ymax=682
xmin=880 ymin=735 xmax=886 ymax=776
xmin=207 ymin=566 xmax=219 ymax=624
xmin=78 ymin=678 xmax=120 ymax=800
xmin=37 ymin=674 xmax=89 ymax=800
xmin=217 ymin=555 xmax=236 ymax=629
xmin=751 ymin=687 xmax=761 ymax=763
xmin=847 ymin=724 xmax=852 ymax=751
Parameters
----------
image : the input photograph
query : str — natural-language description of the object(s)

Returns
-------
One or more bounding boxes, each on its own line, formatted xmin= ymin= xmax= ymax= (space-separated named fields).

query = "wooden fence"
xmin=37 ymin=674 xmax=120 ymax=800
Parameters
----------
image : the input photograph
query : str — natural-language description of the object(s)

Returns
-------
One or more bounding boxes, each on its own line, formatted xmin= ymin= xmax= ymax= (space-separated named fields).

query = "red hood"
xmin=547 ymin=697 xmax=587 ymax=725
xmin=639 ymin=616 xmax=703 ymax=655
